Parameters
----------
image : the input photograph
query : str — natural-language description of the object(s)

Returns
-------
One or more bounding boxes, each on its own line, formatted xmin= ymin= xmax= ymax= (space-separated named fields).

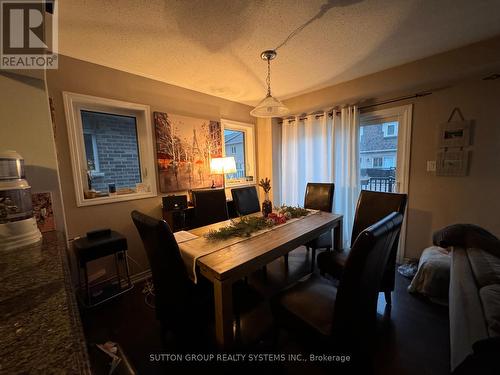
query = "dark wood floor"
xmin=80 ymin=247 xmax=450 ymax=374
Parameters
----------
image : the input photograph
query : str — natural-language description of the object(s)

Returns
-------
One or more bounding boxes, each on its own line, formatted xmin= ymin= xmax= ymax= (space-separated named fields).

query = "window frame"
xmin=63 ymin=92 xmax=157 ymax=207
xmin=221 ymin=119 xmax=256 ymax=187
xmin=373 ymin=157 xmax=383 ymax=167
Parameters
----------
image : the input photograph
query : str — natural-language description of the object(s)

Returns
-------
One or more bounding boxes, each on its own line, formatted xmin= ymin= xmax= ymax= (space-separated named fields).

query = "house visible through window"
xmin=221 ymin=119 xmax=256 ymax=186
xmin=224 ymin=129 xmax=246 ymax=179
xmin=373 ymin=157 xmax=383 ymax=167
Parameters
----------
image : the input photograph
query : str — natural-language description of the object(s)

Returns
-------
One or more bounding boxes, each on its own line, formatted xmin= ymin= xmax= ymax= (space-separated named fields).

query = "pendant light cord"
xmin=274 ymin=22 xmax=310 ymax=52
xmin=273 ymin=1 xmax=338 ymax=51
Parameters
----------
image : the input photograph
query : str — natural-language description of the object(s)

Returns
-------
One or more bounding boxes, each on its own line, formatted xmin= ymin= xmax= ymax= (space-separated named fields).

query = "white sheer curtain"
xmin=281 ymin=106 xmax=360 ymax=248
xmin=281 ymin=113 xmax=333 ymax=207
xmin=332 ymin=106 xmax=361 ymax=247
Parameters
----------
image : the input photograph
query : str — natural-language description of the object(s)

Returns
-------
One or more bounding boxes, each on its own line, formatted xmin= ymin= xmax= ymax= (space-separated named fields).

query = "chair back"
xmin=131 ymin=210 xmax=192 ymax=321
xmin=350 ymin=190 xmax=407 ymax=245
xmin=350 ymin=190 xmax=407 ymax=293
xmin=304 ymin=183 xmax=335 ymax=212
xmin=333 ymin=212 xmax=403 ymax=338
xmin=231 ymin=186 xmax=260 ymax=216
xmin=192 ymin=189 xmax=228 ymax=227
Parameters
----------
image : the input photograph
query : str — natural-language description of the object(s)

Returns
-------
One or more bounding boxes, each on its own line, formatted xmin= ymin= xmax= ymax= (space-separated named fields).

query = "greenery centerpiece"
xmin=259 ymin=177 xmax=273 ymax=217
xmin=205 ymin=205 xmax=310 ymax=241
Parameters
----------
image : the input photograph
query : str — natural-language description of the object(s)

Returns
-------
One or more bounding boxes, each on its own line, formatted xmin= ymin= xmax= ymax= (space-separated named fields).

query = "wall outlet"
xmin=427 ymin=160 xmax=436 ymax=172
xmin=88 ymin=268 xmax=106 ymax=283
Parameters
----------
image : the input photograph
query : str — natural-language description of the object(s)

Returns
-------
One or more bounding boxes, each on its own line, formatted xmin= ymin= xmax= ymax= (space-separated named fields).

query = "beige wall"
xmin=46 ymin=55 xmax=254 ymax=276
xmin=0 ymin=71 xmax=65 ymax=232
xmin=281 ymin=37 xmax=500 ymax=259
xmin=255 ymin=118 xmax=273 ymax=203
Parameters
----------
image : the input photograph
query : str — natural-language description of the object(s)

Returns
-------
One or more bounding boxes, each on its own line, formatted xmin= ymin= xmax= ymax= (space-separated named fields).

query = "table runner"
xmin=179 ymin=210 xmax=320 ymax=283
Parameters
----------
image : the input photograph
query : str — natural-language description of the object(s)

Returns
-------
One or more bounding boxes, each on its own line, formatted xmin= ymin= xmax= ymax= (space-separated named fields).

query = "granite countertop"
xmin=0 ymin=231 xmax=91 ymax=374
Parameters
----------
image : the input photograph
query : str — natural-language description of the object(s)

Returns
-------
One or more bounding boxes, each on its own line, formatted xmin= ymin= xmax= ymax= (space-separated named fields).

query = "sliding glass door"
xmin=359 ymin=105 xmax=413 ymax=261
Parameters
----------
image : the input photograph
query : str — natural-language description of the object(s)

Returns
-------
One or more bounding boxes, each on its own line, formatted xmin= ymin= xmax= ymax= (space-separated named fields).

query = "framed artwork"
xmin=154 ymin=112 xmax=223 ymax=192
xmin=31 ymin=192 xmax=56 ymax=232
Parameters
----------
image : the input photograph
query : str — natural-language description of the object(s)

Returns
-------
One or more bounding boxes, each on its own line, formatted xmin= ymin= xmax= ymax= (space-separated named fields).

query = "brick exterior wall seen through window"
xmin=82 ymin=111 xmax=142 ymax=192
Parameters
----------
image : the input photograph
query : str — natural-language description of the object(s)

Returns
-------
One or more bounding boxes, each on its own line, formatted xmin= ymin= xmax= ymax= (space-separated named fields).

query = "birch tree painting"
xmin=154 ymin=112 xmax=223 ymax=192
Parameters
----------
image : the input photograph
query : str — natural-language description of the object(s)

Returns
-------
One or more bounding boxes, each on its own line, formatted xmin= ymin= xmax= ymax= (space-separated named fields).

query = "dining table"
xmin=180 ymin=210 xmax=343 ymax=349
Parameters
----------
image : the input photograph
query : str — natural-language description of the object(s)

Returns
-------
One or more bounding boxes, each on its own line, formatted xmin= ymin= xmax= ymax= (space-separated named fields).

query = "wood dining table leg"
xmin=213 ymin=279 xmax=233 ymax=349
xmin=333 ymin=218 xmax=343 ymax=251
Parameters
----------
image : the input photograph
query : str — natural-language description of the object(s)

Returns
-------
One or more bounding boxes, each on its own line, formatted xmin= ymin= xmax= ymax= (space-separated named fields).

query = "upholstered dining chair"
xmin=303 ymin=182 xmax=335 ymax=270
xmin=316 ymin=190 xmax=407 ymax=304
xmin=231 ymin=185 xmax=276 ymax=275
xmin=191 ymin=188 xmax=229 ymax=228
xmin=231 ymin=186 xmax=261 ymax=216
xmin=131 ymin=210 xmax=213 ymax=348
xmin=271 ymin=212 xmax=403 ymax=361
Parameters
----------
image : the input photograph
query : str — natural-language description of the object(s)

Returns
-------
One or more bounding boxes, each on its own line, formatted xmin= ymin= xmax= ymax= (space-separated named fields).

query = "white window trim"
xmin=63 ymin=92 xmax=157 ymax=207
xmin=221 ymin=119 xmax=256 ymax=188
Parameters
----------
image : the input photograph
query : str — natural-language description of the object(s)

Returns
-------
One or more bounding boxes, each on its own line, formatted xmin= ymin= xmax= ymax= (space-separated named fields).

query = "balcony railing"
xmin=226 ymin=169 xmax=245 ymax=179
xmin=361 ymin=176 xmax=396 ymax=192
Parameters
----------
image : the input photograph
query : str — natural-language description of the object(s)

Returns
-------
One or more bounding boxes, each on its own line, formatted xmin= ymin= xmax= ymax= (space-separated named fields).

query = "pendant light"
xmin=250 ymin=50 xmax=289 ymax=118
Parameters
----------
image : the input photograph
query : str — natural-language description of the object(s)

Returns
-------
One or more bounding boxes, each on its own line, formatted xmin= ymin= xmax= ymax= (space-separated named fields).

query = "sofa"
xmin=433 ymin=224 xmax=500 ymax=373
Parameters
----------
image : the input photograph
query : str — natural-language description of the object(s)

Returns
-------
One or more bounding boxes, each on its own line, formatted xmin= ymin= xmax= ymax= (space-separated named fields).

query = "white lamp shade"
xmin=250 ymin=94 xmax=289 ymax=118
xmin=210 ymin=157 xmax=237 ymax=174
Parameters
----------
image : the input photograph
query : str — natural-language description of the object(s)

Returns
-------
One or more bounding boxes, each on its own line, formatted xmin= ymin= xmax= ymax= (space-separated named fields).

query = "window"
xmin=63 ymin=92 xmax=157 ymax=206
xmin=382 ymin=121 xmax=398 ymax=137
xmin=383 ymin=156 xmax=396 ymax=168
xmin=373 ymin=157 xmax=383 ymax=167
xmin=81 ymin=111 xmax=141 ymax=190
xmin=221 ymin=119 xmax=256 ymax=186
xmin=224 ymin=129 xmax=245 ymax=178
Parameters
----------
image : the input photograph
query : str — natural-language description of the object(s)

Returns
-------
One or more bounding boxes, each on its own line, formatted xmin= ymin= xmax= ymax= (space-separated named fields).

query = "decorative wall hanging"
xmin=436 ymin=107 xmax=472 ymax=177
xmin=154 ymin=112 xmax=223 ymax=192
xmin=438 ymin=108 xmax=471 ymax=148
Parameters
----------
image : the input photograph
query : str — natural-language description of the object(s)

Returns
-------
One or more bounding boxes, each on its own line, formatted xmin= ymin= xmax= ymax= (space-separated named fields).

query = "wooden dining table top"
xmin=187 ymin=211 xmax=343 ymax=282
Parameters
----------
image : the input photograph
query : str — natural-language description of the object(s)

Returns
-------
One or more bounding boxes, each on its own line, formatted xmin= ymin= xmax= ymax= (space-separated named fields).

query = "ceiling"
xmin=58 ymin=0 xmax=500 ymax=106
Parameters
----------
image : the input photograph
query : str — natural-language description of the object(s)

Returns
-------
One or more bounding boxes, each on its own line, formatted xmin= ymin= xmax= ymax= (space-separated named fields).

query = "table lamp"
xmin=210 ymin=157 xmax=237 ymax=188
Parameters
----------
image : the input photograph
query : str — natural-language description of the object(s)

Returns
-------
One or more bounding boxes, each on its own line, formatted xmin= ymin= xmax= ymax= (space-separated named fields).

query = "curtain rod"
xmin=280 ymin=91 xmax=433 ymax=123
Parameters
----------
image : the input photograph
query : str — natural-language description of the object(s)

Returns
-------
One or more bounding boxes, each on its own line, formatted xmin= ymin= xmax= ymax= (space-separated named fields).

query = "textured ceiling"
xmin=58 ymin=0 xmax=500 ymax=105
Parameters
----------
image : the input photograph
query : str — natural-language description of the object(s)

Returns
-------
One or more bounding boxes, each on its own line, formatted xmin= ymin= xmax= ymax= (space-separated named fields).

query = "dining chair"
xmin=191 ymin=188 xmax=229 ymax=228
xmin=271 ymin=212 xmax=403 ymax=361
xmin=231 ymin=186 xmax=261 ymax=216
xmin=231 ymin=185 xmax=274 ymax=276
xmin=131 ymin=210 xmax=213 ymax=348
xmin=303 ymin=182 xmax=335 ymax=271
xmin=316 ymin=190 xmax=407 ymax=304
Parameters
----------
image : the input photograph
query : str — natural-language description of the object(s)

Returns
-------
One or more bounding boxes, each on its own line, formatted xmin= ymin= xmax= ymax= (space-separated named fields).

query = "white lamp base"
xmin=0 ymin=218 xmax=42 ymax=251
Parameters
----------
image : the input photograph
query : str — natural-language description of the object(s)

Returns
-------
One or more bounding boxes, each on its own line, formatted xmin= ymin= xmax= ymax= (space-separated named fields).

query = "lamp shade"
xmin=210 ymin=157 xmax=237 ymax=174
xmin=250 ymin=94 xmax=289 ymax=118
